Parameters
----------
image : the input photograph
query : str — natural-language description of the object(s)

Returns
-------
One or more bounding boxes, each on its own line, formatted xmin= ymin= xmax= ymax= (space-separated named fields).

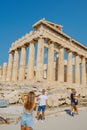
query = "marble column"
xmin=67 ymin=51 xmax=72 ymax=83
xmin=6 ymin=53 xmax=13 ymax=81
xmin=0 ymin=66 xmax=2 ymax=78
xmin=47 ymin=42 xmax=54 ymax=80
xmin=55 ymin=55 xmax=58 ymax=80
xmin=82 ymin=57 xmax=86 ymax=85
xmin=36 ymin=37 xmax=44 ymax=81
xmin=58 ymin=47 xmax=64 ymax=82
xmin=27 ymin=42 xmax=35 ymax=80
xmin=12 ymin=49 xmax=19 ymax=81
xmin=75 ymin=55 xmax=80 ymax=84
xmin=2 ymin=63 xmax=7 ymax=81
xmin=19 ymin=46 xmax=26 ymax=81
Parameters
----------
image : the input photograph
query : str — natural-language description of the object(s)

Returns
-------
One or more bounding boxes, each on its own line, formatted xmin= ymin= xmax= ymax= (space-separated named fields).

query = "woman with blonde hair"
xmin=20 ymin=91 xmax=36 ymax=130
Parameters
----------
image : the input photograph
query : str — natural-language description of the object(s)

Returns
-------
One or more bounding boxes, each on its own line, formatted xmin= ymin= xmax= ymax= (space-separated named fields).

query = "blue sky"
xmin=0 ymin=0 xmax=87 ymax=65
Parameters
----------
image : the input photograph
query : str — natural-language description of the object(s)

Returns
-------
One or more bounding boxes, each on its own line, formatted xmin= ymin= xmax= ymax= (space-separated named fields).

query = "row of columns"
xmin=46 ymin=45 xmax=87 ymax=85
xmin=0 ymin=37 xmax=87 ymax=85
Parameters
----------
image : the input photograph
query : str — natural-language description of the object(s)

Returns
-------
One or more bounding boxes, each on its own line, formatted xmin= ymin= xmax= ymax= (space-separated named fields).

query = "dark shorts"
xmin=38 ymin=105 xmax=46 ymax=112
xmin=75 ymin=101 xmax=78 ymax=105
xmin=71 ymin=102 xmax=75 ymax=106
xmin=71 ymin=101 xmax=78 ymax=106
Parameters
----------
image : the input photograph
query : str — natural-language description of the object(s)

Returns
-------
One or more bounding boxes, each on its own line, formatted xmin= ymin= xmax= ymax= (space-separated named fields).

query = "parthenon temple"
xmin=0 ymin=19 xmax=87 ymax=85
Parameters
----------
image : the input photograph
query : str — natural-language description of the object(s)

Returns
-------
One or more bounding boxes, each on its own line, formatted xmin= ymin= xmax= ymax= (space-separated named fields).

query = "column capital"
xmin=21 ymin=45 xmax=27 ymax=48
xmin=9 ymin=51 xmax=14 ymax=55
xmin=38 ymin=35 xmax=45 ymax=39
xmin=45 ymin=39 xmax=54 ymax=45
xmin=73 ymin=51 xmax=78 ymax=56
xmin=58 ymin=45 xmax=64 ymax=49
xmin=80 ymin=55 xmax=86 ymax=59
xmin=30 ymin=39 xmax=36 ymax=44
xmin=65 ymin=48 xmax=72 ymax=53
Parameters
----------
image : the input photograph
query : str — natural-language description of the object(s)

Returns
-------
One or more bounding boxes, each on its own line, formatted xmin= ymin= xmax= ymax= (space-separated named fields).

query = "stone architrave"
xmin=2 ymin=63 xmax=7 ymax=81
xmin=47 ymin=42 xmax=54 ymax=80
xmin=75 ymin=55 xmax=80 ymax=84
xmin=27 ymin=42 xmax=35 ymax=80
xmin=58 ymin=47 xmax=64 ymax=82
xmin=82 ymin=57 xmax=86 ymax=85
xmin=12 ymin=50 xmax=19 ymax=81
xmin=67 ymin=51 xmax=72 ymax=83
xmin=19 ymin=46 xmax=26 ymax=81
xmin=36 ymin=37 xmax=44 ymax=81
xmin=6 ymin=53 xmax=13 ymax=81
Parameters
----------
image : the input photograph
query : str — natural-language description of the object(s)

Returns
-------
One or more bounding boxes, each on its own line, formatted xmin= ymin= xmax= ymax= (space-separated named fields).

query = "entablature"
xmin=9 ymin=19 xmax=87 ymax=59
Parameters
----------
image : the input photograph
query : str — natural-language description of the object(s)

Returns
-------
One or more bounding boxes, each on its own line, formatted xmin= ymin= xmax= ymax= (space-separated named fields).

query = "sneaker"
xmin=71 ymin=112 xmax=74 ymax=116
xmin=72 ymin=113 xmax=74 ymax=116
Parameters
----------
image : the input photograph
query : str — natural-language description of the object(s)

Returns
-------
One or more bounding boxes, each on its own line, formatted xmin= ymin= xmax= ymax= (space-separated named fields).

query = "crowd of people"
xmin=20 ymin=88 xmax=79 ymax=130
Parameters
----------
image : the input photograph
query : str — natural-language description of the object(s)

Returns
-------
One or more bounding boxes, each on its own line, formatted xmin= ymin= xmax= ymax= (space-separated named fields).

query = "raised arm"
xmin=20 ymin=93 xmax=28 ymax=102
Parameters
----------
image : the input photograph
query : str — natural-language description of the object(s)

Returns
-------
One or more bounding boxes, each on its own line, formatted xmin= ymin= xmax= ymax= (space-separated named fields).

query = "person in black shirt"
xmin=70 ymin=88 xmax=79 ymax=116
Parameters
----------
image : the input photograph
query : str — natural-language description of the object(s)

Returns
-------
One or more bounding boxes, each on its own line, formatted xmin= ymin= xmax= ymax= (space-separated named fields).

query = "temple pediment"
xmin=33 ymin=18 xmax=63 ymax=31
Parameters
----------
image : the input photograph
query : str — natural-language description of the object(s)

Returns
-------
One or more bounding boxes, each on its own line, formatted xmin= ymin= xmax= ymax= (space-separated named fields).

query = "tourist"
xmin=20 ymin=91 xmax=36 ymax=130
xmin=36 ymin=89 xmax=48 ymax=121
xmin=70 ymin=88 xmax=79 ymax=116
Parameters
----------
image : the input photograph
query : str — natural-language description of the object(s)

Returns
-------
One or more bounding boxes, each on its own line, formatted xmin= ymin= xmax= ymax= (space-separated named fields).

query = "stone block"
xmin=0 ymin=99 xmax=9 ymax=107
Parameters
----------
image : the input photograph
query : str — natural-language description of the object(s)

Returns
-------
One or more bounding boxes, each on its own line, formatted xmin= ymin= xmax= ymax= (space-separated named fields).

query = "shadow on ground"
xmin=64 ymin=109 xmax=72 ymax=116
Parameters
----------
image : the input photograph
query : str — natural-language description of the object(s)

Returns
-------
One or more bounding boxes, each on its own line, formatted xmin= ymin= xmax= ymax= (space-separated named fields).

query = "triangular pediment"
xmin=33 ymin=18 xmax=63 ymax=31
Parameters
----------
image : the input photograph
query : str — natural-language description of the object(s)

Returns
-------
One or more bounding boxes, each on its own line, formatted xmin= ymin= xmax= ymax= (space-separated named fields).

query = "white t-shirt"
xmin=39 ymin=95 xmax=48 ymax=106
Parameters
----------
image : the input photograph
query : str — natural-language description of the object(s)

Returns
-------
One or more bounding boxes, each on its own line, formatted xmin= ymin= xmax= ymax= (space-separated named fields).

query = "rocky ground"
xmin=0 ymin=80 xmax=87 ymax=124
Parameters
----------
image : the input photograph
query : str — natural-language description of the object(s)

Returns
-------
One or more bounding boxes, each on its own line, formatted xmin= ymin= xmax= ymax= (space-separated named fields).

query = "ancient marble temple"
xmin=0 ymin=19 xmax=87 ymax=85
